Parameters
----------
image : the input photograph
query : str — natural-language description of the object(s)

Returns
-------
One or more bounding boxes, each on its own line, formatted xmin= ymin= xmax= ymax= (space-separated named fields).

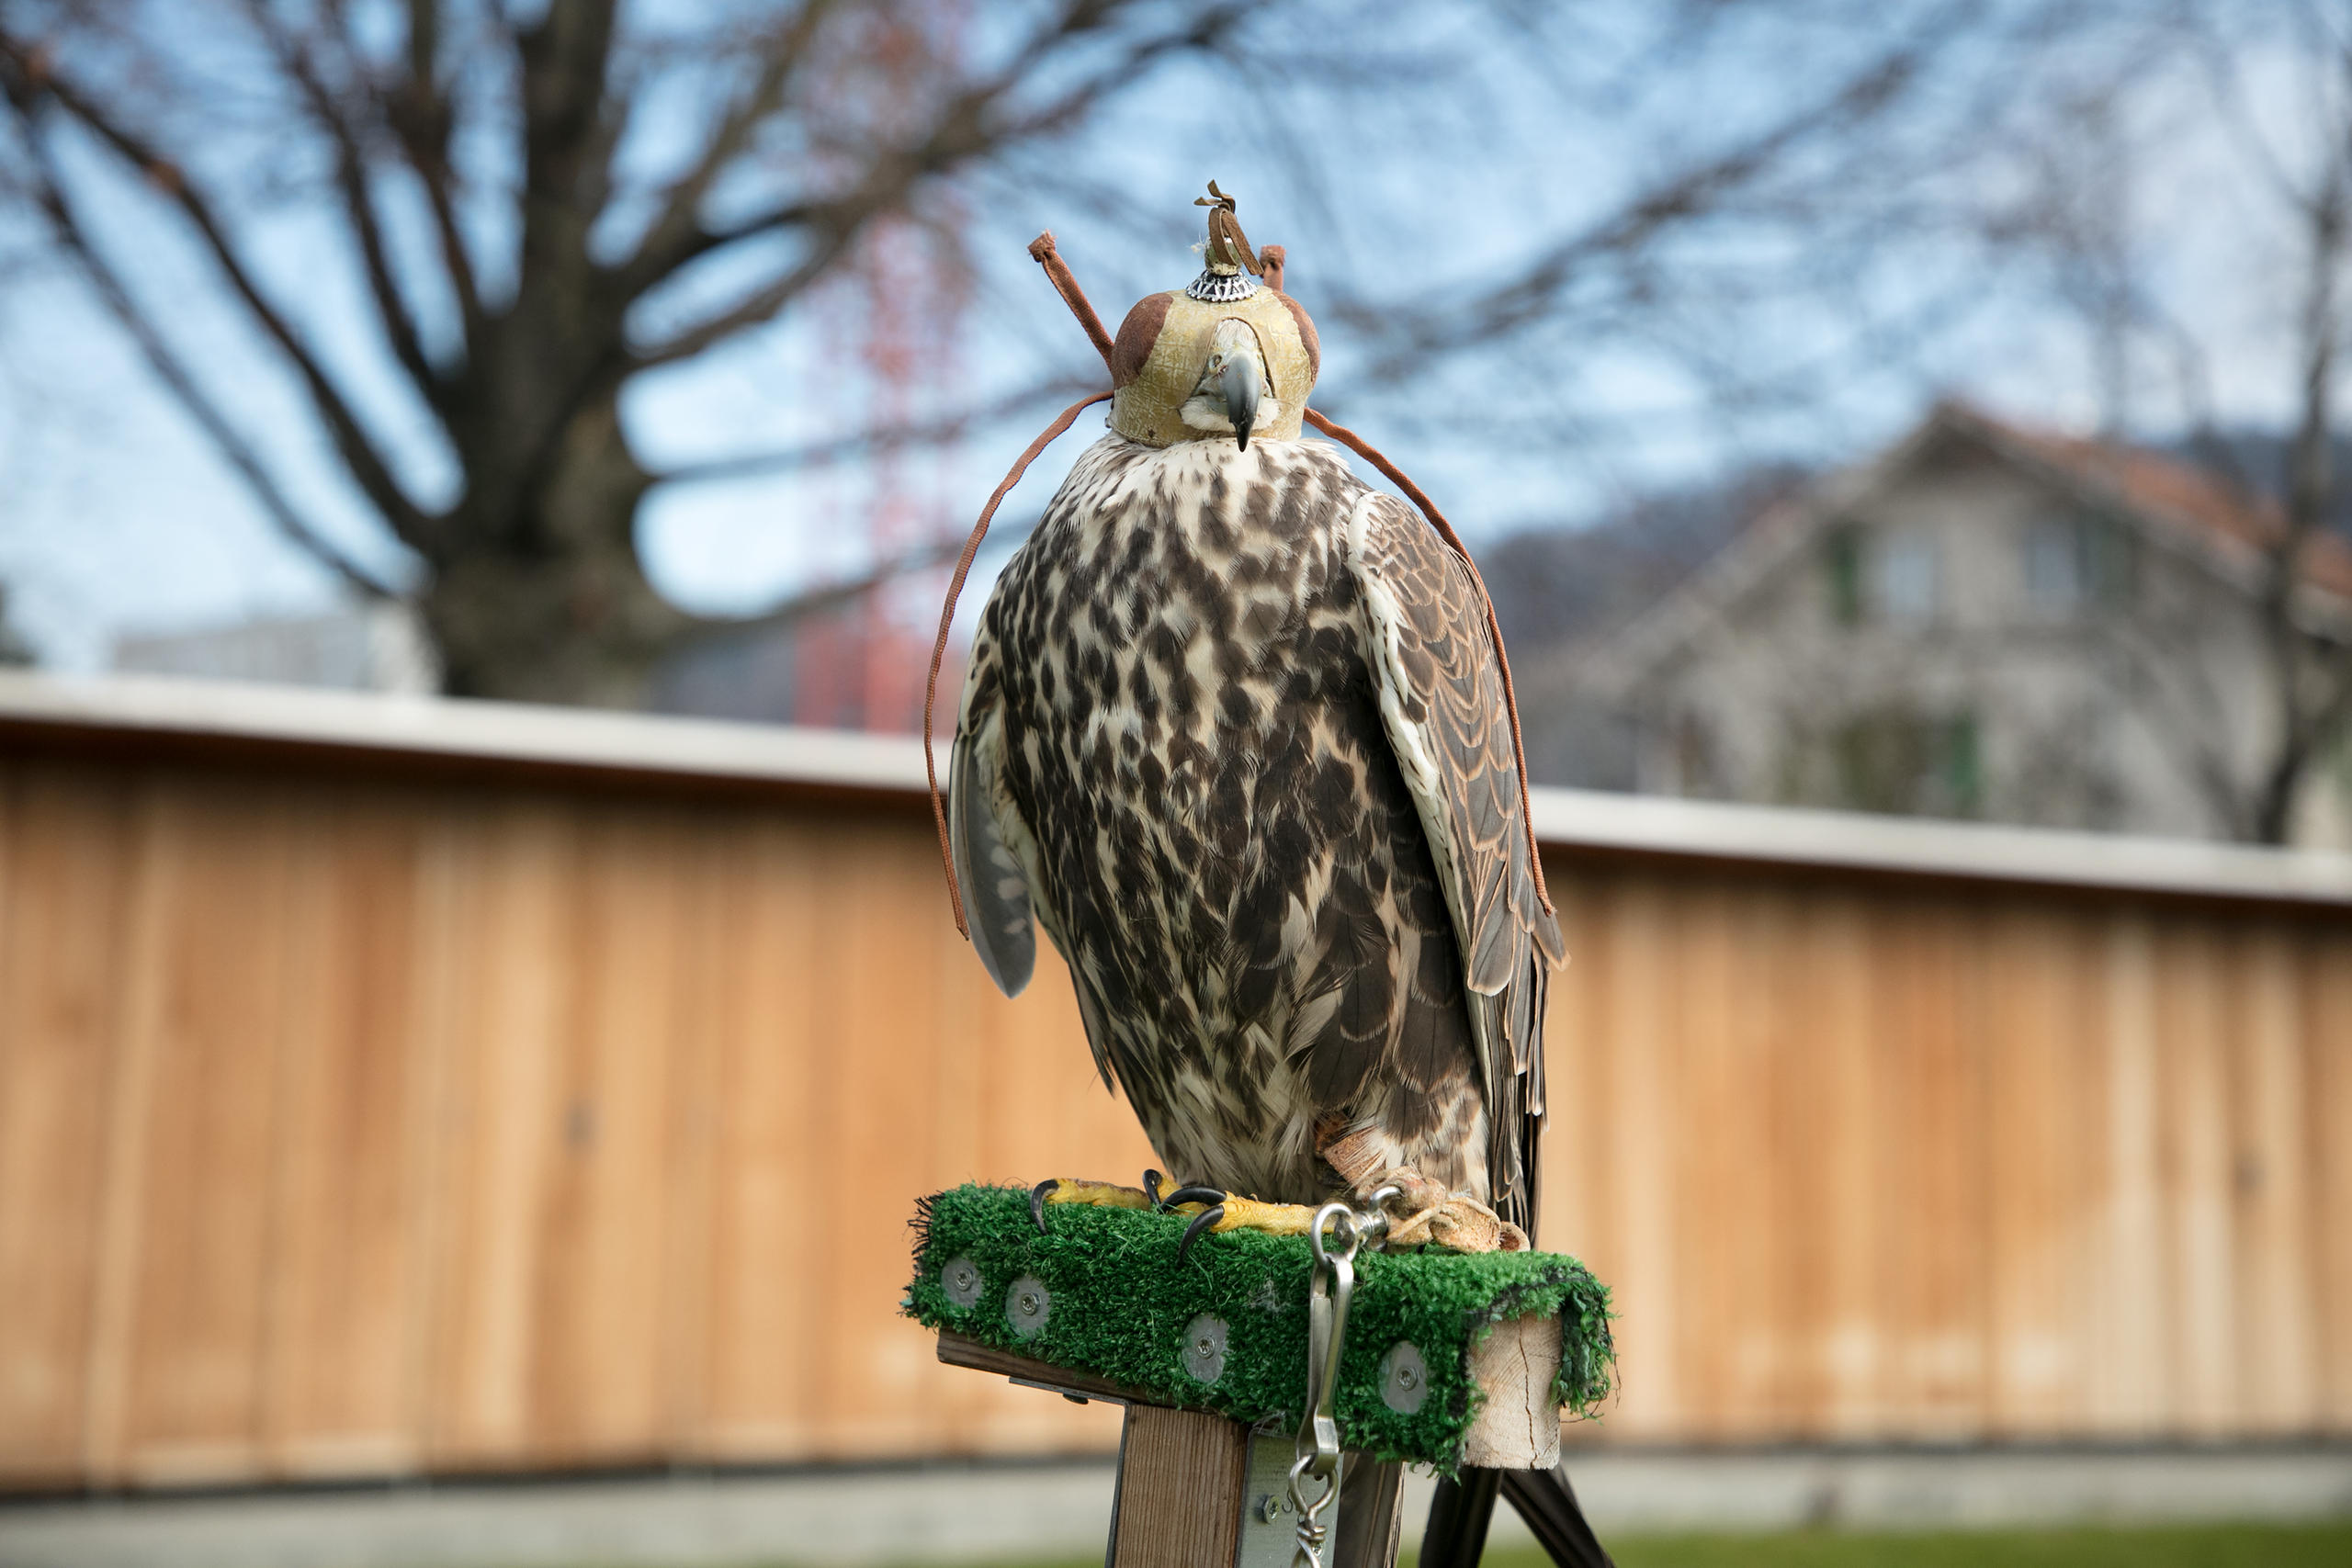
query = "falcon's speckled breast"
xmin=956 ymin=430 xmax=1558 ymax=1216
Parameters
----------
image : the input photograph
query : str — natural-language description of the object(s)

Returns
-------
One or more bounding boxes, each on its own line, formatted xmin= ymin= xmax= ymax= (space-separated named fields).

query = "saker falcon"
xmin=936 ymin=186 xmax=1611 ymax=1567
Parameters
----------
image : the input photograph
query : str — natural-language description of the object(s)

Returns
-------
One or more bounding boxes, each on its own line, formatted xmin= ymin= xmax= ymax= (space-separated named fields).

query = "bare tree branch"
xmin=5 ymin=96 xmax=397 ymax=600
xmin=630 ymin=0 xmax=1240 ymax=361
xmin=619 ymin=0 xmax=842 ymax=295
xmin=3 ymin=37 xmax=433 ymax=543
xmin=384 ymin=0 xmax=483 ymax=342
xmin=656 ymin=373 xmax=1102 ymax=485
xmin=1346 ymin=17 xmax=1958 ymax=382
xmin=239 ymin=1 xmax=447 ymax=401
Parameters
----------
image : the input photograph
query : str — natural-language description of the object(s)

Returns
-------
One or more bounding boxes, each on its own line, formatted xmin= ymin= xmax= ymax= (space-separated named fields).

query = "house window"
xmin=2024 ymin=513 xmax=2134 ymax=615
xmin=1825 ymin=527 xmax=1863 ymax=627
xmin=1874 ymin=532 xmax=1940 ymax=623
xmin=2025 ymin=518 xmax=2085 ymax=611
xmin=1830 ymin=706 xmax=1982 ymax=818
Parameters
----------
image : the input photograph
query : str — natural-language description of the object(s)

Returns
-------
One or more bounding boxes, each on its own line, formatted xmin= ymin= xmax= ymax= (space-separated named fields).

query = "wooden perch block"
xmin=908 ymin=1185 xmax=1611 ymax=1472
xmin=937 ymin=1314 xmax=1566 ymax=1471
xmin=1462 ymin=1312 xmax=1564 ymax=1470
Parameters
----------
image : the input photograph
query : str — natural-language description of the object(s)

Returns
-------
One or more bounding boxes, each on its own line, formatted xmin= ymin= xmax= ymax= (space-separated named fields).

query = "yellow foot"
xmin=1145 ymin=1183 xmax=1329 ymax=1263
xmin=1027 ymin=1174 xmax=1159 ymax=1233
xmin=1027 ymin=1172 xmax=1322 ymax=1260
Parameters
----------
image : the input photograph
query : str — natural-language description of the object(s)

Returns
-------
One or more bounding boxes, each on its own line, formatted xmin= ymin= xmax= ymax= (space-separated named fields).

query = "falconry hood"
xmin=1106 ymin=182 xmax=1321 ymax=448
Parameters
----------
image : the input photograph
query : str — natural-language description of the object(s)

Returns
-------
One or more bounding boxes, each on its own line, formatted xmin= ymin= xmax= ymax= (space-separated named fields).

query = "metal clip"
xmin=1286 ymin=1202 xmax=1362 ymax=1568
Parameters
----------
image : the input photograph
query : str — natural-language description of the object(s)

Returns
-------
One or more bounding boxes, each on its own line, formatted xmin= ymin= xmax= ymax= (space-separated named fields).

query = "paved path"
xmin=4 ymin=1447 xmax=2348 ymax=1567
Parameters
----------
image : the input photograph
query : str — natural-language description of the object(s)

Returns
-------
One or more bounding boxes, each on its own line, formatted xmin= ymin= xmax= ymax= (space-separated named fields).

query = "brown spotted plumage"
xmin=950 ymin=430 xmax=1564 ymax=1232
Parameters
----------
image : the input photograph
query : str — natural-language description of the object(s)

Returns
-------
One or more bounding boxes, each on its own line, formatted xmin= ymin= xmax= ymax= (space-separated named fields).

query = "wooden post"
xmin=937 ymin=1331 xmax=1417 ymax=1567
xmin=1108 ymin=1404 xmax=1250 ymax=1565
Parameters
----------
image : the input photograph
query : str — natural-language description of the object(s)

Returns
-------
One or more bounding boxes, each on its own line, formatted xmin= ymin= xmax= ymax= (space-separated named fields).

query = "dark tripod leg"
xmin=1416 ymin=1467 xmax=1500 ymax=1568
xmin=1419 ymin=1463 xmax=1615 ymax=1568
xmin=1498 ymin=1464 xmax=1616 ymax=1568
xmin=1332 ymin=1456 xmax=1406 ymax=1568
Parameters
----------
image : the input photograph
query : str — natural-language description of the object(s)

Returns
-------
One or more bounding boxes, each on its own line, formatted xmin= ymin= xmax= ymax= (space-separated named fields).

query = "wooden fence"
xmin=1 ymin=677 xmax=2347 ymax=1491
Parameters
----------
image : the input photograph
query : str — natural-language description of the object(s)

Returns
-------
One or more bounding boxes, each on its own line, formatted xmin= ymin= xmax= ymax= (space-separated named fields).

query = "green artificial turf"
xmin=902 ymin=1183 xmax=1613 ymax=1472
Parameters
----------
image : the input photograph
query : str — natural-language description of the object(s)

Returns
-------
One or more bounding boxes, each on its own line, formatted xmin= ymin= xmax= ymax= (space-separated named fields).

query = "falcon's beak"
xmin=1220 ymin=349 xmax=1260 ymax=451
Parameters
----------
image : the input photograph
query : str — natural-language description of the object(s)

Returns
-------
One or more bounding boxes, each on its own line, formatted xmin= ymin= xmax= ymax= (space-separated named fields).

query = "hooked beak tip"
xmin=1221 ymin=356 xmax=1260 ymax=453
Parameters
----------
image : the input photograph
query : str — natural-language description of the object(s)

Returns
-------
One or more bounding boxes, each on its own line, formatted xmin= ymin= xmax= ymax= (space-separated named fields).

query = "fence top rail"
xmin=4 ymin=671 xmax=2347 ymax=908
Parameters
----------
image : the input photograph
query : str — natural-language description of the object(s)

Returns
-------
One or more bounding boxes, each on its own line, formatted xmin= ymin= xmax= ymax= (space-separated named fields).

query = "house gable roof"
xmin=1577 ymin=400 xmax=2352 ymax=694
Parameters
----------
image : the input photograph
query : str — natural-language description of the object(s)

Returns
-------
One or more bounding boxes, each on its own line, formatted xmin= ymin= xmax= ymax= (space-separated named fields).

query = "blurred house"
xmin=647 ymin=592 xmax=956 ymax=734
xmin=1529 ymin=402 xmax=2352 ymax=848
xmin=111 ymin=602 xmax=436 ymax=694
xmin=103 ymin=591 xmax=958 ymax=735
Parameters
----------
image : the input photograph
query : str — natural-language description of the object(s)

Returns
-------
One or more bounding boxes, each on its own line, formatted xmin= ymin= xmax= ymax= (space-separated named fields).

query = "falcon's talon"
xmin=1162 ymin=1184 xmax=1227 ymax=1210
xmin=1030 ymin=1178 xmax=1059 ymax=1235
xmin=1176 ymin=1203 xmax=1227 ymax=1264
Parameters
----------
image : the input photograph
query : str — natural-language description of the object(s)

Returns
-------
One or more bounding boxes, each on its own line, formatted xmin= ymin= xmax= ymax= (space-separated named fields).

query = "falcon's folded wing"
xmin=1345 ymin=488 xmax=1566 ymax=1219
xmin=949 ymin=670 xmax=1037 ymax=999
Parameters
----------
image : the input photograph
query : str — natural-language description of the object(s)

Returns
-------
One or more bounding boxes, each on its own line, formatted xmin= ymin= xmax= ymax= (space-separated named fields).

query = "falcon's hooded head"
xmin=1105 ymin=183 xmax=1320 ymax=450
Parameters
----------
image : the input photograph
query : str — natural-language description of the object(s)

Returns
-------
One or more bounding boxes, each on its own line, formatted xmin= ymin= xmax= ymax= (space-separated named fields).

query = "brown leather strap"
xmin=1303 ymin=407 xmax=1554 ymax=915
xmin=1027 ymin=233 xmax=1116 ymax=373
xmin=925 ymin=390 xmax=1114 ymax=936
xmin=1260 ymin=244 xmax=1286 ymax=293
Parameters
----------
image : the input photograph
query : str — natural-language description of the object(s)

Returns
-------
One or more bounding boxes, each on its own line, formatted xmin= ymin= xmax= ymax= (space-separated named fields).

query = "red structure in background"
xmin=796 ymin=3 xmax=970 ymax=736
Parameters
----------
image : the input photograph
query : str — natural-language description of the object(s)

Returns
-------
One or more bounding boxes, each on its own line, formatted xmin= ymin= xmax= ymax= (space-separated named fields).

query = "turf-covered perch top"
xmin=904 ymin=1184 xmax=1614 ymax=1472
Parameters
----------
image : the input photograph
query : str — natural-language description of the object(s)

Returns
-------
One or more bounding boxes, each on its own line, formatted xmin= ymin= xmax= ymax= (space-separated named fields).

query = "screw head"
xmin=1005 ymin=1274 xmax=1051 ymax=1339
xmin=1379 ymin=1341 xmax=1430 ymax=1415
xmin=940 ymin=1256 xmax=982 ymax=1308
xmin=1181 ymin=1314 xmax=1228 ymax=1383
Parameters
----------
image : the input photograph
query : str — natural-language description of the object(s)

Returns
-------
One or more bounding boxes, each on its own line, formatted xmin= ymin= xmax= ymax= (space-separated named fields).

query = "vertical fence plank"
xmin=1544 ymin=863 xmax=1619 ymax=1454
xmin=2232 ymin=921 xmax=2317 ymax=1432
xmin=702 ymin=818 xmax=822 ymax=1460
xmin=530 ymin=806 xmax=690 ymax=1462
xmin=257 ymin=795 xmax=431 ymax=1477
xmin=2091 ymin=912 xmax=2165 ymax=1434
xmin=423 ymin=799 xmax=573 ymax=1468
xmin=79 ymin=784 xmax=177 ymax=1484
xmin=1600 ymin=877 xmax=1679 ymax=1438
xmin=0 ymin=771 xmax=132 ymax=1483
xmin=2158 ymin=918 xmax=2238 ymax=1436
xmin=1872 ymin=897 xmax=1987 ymax=1438
xmin=2310 ymin=927 xmax=2352 ymax=1432
xmin=115 ymin=783 xmax=297 ymax=1484
xmin=1983 ymin=904 xmax=2094 ymax=1436
xmin=1805 ymin=888 xmax=1882 ymax=1438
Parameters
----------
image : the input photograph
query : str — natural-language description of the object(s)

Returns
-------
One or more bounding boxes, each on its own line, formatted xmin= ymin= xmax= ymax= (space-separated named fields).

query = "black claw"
xmin=1030 ymin=1179 xmax=1058 ymax=1235
xmin=1177 ymin=1204 xmax=1227 ymax=1263
xmin=1163 ymin=1185 xmax=1226 ymax=1210
xmin=1143 ymin=1169 xmax=1166 ymax=1209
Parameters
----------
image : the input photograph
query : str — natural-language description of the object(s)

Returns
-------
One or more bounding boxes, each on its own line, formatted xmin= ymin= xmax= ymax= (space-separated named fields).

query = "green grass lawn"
xmin=1459 ymin=1523 xmax=2352 ymax=1568
xmin=962 ymin=1523 xmax=2352 ymax=1568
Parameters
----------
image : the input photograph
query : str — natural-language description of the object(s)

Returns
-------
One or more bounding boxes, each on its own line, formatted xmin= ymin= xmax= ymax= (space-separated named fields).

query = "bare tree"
xmin=2231 ymin=2 xmax=2352 ymax=841
xmin=0 ymin=0 xmax=2109 ymax=706
xmin=0 ymin=0 xmax=1238 ymax=701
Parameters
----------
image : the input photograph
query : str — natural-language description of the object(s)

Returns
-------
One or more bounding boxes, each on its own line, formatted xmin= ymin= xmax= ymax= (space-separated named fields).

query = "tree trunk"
xmin=423 ymin=384 xmax=692 ymax=707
